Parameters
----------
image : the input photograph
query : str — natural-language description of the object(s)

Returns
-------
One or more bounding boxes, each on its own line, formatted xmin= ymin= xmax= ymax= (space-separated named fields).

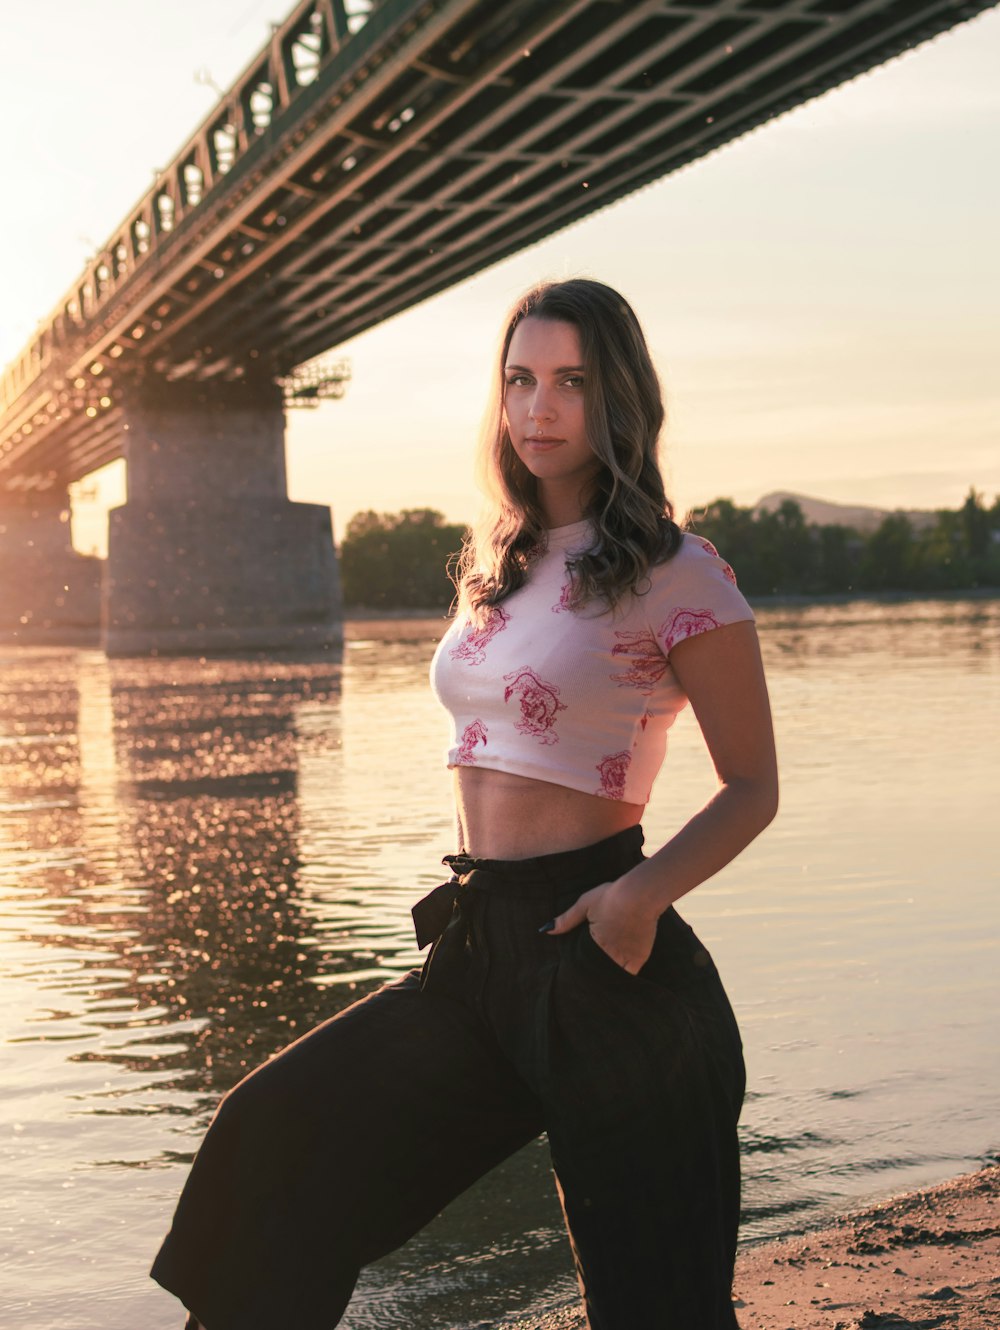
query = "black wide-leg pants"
xmin=151 ymin=826 xmax=746 ymax=1330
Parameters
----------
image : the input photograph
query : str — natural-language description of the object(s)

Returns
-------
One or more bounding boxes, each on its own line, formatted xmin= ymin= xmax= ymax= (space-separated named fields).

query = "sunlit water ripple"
xmin=0 ymin=598 xmax=997 ymax=1329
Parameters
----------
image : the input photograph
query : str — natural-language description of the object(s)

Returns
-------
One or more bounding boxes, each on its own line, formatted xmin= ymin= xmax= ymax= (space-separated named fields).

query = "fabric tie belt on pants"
xmin=410 ymin=853 xmax=484 ymax=950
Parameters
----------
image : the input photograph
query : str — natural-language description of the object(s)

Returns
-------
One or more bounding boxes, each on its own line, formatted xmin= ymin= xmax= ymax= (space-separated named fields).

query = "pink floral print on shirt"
xmin=596 ymin=750 xmax=631 ymax=799
xmin=449 ymin=605 xmax=509 ymax=665
xmin=658 ymin=607 xmax=723 ymax=654
xmin=551 ymin=582 xmax=573 ymax=614
xmin=610 ymin=629 xmax=668 ymax=693
xmin=456 ymin=719 xmax=488 ymax=764
xmin=503 ymin=667 xmax=566 ymax=744
xmin=693 ymin=535 xmax=737 ymax=584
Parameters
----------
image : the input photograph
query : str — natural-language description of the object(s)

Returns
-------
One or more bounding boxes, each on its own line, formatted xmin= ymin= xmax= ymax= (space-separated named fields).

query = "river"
xmin=1 ymin=597 xmax=997 ymax=1328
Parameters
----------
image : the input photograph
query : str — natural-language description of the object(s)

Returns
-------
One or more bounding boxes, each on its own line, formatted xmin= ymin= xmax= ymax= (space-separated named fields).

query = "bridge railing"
xmin=1 ymin=0 xmax=382 ymax=417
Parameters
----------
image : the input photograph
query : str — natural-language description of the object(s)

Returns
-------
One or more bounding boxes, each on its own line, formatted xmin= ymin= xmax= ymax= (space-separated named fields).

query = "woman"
xmin=152 ymin=278 xmax=778 ymax=1329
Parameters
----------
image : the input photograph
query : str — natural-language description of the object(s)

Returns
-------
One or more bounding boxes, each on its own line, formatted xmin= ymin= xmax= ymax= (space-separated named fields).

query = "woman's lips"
xmin=524 ymin=436 xmax=563 ymax=448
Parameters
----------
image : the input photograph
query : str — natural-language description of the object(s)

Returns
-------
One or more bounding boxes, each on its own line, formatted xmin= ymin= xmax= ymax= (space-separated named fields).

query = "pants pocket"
xmin=575 ymin=922 xmax=653 ymax=983
xmin=571 ymin=907 xmax=702 ymax=989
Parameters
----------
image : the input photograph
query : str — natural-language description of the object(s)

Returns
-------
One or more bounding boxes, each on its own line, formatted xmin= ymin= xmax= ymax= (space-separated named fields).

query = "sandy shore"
xmin=492 ymin=1165 xmax=1000 ymax=1329
xmin=734 ymin=1164 xmax=1000 ymax=1328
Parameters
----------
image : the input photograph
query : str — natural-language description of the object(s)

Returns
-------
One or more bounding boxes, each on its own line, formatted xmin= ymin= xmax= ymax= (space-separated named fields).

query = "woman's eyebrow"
xmin=504 ymin=363 xmax=585 ymax=373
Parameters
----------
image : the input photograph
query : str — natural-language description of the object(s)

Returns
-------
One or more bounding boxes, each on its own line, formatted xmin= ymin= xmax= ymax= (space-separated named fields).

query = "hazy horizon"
xmin=70 ymin=481 xmax=995 ymax=563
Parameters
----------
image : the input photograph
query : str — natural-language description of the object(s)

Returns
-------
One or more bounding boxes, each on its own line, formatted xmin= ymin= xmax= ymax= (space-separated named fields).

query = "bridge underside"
xmin=2 ymin=0 xmax=992 ymax=491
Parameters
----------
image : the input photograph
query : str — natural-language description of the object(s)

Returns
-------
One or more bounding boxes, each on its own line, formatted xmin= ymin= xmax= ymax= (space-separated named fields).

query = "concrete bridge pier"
xmin=0 ymin=490 xmax=102 ymax=645
xmin=105 ymin=377 xmax=341 ymax=656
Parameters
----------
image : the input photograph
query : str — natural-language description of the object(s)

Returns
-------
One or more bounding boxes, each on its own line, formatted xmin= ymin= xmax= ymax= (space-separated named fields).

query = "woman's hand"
xmin=543 ymin=876 xmax=661 ymax=975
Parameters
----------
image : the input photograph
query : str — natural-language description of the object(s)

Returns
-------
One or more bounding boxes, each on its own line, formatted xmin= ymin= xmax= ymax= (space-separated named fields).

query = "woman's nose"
xmin=529 ymin=386 xmax=556 ymax=422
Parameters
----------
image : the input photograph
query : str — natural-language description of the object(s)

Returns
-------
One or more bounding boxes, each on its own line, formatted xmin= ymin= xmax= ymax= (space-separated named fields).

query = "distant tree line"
xmin=338 ymin=491 xmax=1000 ymax=608
xmin=339 ymin=508 xmax=465 ymax=609
xmin=689 ymin=488 xmax=1000 ymax=596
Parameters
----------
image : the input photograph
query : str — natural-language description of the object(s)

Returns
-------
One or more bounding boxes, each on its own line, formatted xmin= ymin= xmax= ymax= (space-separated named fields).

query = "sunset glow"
xmin=1 ymin=2 xmax=997 ymax=555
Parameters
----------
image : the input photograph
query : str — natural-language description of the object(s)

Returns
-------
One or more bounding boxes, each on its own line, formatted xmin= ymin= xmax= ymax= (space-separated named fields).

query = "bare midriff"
xmin=455 ymin=765 xmax=644 ymax=860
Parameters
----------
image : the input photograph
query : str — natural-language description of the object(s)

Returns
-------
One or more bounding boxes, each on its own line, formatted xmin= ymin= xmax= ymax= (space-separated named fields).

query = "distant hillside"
xmin=753 ymin=491 xmax=938 ymax=534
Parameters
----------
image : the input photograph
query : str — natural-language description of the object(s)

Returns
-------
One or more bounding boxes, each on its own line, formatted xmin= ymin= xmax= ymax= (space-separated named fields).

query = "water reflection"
xmin=756 ymin=594 xmax=1000 ymax=670
xmin=0 ymin=653 xmax=391 ymax=1128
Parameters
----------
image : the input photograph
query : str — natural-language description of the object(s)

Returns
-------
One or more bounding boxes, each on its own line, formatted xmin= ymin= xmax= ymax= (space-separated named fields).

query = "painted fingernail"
xmin=538 ymin=921 xmax=555 ymax=934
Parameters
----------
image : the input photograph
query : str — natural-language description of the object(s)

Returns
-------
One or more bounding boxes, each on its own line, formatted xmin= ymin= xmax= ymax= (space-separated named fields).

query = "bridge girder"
xmin=1 ymin=0 xmax=994 ymax=492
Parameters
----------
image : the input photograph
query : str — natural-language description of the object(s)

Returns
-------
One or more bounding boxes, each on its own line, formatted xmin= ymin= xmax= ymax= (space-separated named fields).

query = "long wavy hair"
xmin=455 ymin=278 xmax=682 ymax=623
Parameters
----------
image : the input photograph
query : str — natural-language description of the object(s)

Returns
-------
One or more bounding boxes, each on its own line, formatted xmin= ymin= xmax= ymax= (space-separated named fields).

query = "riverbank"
xmin=734 ymin=1163 xmax=1000 ymax=1328
xmin=489 ymin=1165 xmax=1000 ymax=1329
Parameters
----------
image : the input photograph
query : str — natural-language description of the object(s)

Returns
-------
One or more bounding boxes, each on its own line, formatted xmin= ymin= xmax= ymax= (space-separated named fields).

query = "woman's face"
xmin=503 ymin=317 xmax=601 ymax=519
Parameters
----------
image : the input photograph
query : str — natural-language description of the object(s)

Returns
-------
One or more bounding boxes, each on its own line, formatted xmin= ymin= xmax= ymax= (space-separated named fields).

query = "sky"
xmin=1 ymin=1 xmax=998 ymax=554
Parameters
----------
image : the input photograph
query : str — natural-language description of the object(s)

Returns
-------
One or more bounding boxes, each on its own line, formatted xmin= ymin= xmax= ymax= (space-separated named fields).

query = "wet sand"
xmin=492 ymin=1165 xmax=1000 ymax=1329
xmin=734 ymin=1164 xmax=1000 ymax=1328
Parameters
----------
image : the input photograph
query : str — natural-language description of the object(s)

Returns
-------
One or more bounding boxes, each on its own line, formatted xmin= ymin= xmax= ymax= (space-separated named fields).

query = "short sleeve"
xmin=646 ymin=533 xmax=755 ymax=656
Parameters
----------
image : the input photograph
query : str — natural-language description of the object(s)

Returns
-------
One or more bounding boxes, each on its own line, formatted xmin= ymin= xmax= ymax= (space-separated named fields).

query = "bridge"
xmin=1 ymin=0 xmax=992 ymax=652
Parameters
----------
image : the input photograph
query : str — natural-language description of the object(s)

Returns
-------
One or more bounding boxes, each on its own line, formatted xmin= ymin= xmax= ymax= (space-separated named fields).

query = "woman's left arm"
xmin=547 ymin=620 xmax=778 ymax=972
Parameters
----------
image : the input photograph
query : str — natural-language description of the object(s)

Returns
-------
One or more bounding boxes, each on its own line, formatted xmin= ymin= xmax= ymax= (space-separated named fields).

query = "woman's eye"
xmin=563 ymin=376 xmax=584 ymax=389
xmin=505 ymin=374 xmax=531 ymax=388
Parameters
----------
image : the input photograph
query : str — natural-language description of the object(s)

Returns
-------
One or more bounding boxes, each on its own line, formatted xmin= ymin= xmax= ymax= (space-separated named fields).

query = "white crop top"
xmin=429 ymin=522 xmax=755 ymax=805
